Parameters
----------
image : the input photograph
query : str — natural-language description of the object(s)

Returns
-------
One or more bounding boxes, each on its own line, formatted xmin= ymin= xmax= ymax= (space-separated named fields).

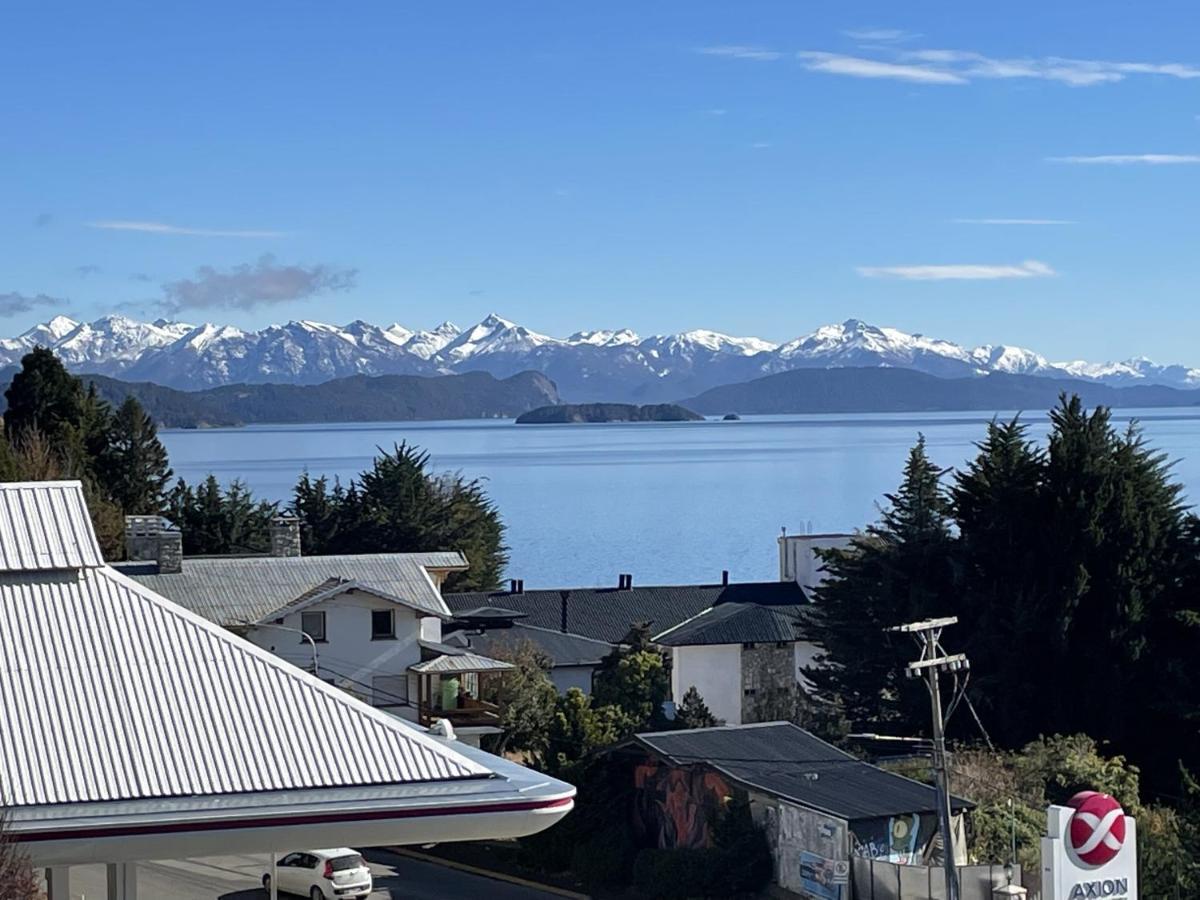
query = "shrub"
xmin=570 ymin=826 xmax=636 ymax=890
xmin=632 ymin=848 xmax=720 ymax=899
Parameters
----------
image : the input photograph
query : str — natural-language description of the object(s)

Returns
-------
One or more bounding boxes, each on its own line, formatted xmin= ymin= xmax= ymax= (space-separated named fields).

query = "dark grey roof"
xmin=655 ymin=602 xmax=814 ymax=646
xmin=115 ymin=552 xmax=464 ymax=626
xmin=453 ymin=606 xmax=529 ymax=622
xmin=444 ymin=622 xmax=618 ymax=668
xmin=445 ymin=581 xmax=808 ymax=644
xmin=630 ymin=723 xmax=972 ymax=822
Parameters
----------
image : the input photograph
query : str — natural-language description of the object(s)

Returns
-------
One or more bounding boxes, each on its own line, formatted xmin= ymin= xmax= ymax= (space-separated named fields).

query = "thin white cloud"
xmin=798 ymin=51 xmax=965 ymax=84
xmin=88 ymin=220 xmax=286 ymax=238
xmin=1048 ymin=154 xmax=1200 ymax=165
xmin=697 ymin=45 xmax=781 ymax=62
xmin=750 ymin=141 xmax=772 ymax=149
xmin=785 ymin=45 xmax=1200 ymax=87
xmin=857 ymin=260 xmax=1056 ymax=280
xmin=842 ymin=28 xmax=921 ymax=43
xmin=954 ymin=218 xmax=1076 ymax=225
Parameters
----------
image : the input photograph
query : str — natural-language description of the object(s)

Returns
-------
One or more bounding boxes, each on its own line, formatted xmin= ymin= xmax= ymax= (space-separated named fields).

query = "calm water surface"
xmin=159 ymin=410 xmax=1200 ymax=587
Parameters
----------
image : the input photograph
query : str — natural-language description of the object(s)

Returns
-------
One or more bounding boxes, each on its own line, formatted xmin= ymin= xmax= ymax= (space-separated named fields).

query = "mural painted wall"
xmin=632 ymin=763 xmax=733 ymax=849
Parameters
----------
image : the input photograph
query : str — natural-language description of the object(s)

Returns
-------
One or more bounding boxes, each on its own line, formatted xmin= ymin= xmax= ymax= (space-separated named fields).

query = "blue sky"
xmin=2 ymin=1 xmax=1198 ymax=363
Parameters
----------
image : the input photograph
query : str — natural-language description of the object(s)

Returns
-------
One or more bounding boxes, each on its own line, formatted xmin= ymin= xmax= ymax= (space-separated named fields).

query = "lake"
xmin=159 ymin=409 xmax=1200 ymax=588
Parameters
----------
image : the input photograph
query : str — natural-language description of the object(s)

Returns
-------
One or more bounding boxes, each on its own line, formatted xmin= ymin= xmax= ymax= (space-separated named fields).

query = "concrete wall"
xmin=670 ymin=644 xmax=742 ymax=725
xmin=749 ymin=791 xmax=849 ymax=899
xmin=779 ymin=533 xmax=855 ymax=591
xmin=247 ymin=593 xmax=430 ymax=721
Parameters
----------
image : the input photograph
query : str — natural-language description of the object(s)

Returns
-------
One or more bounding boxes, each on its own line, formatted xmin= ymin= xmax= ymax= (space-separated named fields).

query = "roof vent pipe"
xmin=722 ymin=570 xmax=730 ymax=586
xmin=559 ymin=590 xmax=570 ymax=633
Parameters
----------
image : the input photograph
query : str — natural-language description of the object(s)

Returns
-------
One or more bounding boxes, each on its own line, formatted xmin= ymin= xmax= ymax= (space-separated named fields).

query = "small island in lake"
xmin=722 ymin=413 xmax=741 ymax=421
xmin=515 ymin=403 xmax=705 ymax=424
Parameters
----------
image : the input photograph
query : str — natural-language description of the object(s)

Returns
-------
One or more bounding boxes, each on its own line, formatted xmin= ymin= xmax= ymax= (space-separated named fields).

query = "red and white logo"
xmin=1068 ymin=791 xmax=1127 ymax=866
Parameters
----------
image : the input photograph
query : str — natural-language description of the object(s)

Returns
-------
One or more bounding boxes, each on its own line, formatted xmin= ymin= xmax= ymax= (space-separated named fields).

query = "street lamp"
xmin=241 ymin=619 xmax=320 ymax=675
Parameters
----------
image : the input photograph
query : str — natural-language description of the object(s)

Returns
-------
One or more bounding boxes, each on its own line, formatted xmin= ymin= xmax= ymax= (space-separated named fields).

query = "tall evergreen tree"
xmin=591 ymin=623 xmax=672 ymax=736
xmin=3 ymin=347 xmax=89 ymax=467
xmin=99 ymin=396 xmax=172 ymax=514
xmin=167 ymin=476 xmax=276 ymax=554
xmin=805 ymin=436 xmax=956 ymax=733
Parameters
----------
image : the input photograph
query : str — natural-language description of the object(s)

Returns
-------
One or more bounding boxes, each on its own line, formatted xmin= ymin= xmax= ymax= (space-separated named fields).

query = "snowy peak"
xmin=1 ymin=312 xmax=1196 ymax=397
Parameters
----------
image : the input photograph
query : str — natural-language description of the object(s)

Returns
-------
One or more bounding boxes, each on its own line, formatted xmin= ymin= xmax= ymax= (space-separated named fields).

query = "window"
xmin=300 ymin=610 xmax=326 ymax=642
xmin=775 ymin=641 xmax=789 ymax=649
xmin=742 ymin=641 xmax=757 ymax=650
xmin=371 ymin=609 xmax=395 ymax=640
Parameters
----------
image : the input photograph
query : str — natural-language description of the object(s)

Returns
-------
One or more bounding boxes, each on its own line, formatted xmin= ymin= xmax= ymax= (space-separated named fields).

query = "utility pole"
xmin=888 ymin=616 xmax=968 ymax=900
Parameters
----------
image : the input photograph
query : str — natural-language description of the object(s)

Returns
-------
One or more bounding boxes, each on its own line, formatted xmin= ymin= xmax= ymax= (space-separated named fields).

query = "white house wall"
xmin=247 ymin=597 xmax=430 ymax=719
xmin=670 ymin=644 xmax=742 ymax=725
xmin=550 ymin=665 xmax=595 ymax=695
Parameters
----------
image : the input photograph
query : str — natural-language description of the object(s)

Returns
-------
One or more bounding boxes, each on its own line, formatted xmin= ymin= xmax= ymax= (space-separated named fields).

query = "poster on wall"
xmin=799 ymin=851 xmax=844 ymax=900
xmin=851 ymin=813 xmax=935 ymax=863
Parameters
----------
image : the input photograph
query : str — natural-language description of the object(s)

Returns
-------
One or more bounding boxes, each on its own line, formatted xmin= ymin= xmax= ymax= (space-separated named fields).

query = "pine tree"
xmin=804 ymin=436 xmax=956 ymax=733
xmin=3 ymin=347 xmax=88 ymax=468
xmin=99 ymin=396 xmax=172 ymax=514
xmin=591 ymin=623 xmax=672 ymax=735
xmin=676 ymin=686 xmax=719 ymax=728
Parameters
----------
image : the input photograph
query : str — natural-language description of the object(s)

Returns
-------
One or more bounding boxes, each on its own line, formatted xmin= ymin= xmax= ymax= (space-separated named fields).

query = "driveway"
xmin=45 ymin=847 xmax=569 ymax=899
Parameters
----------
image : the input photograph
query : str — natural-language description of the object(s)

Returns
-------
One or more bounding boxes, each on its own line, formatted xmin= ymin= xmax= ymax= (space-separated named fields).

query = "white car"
xmin=262 ymin=848 xmax=373 ymax=899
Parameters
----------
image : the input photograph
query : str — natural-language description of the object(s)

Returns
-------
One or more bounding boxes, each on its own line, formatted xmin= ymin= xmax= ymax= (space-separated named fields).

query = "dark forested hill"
xmin=684 ymin=367 xmax=1200 ymax=415
xmin=0 ymin=370 xmax=561 ymax=427
xmin=515 ymin=402 xmax=704 ymax=424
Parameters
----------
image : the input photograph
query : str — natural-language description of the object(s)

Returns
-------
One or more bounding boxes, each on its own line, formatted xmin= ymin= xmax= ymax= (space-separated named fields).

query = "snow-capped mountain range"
xmin=1 ymin=313 xmax=1196 ymax=401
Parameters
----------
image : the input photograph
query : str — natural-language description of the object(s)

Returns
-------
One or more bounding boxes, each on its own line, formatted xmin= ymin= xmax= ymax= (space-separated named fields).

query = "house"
xmin=779 ymin=530 xmax=856 ymax=591
xmin=446 ymin=575 xmax=814 ymax=713
xmin=611 ymin=722 xmax=971 ymax=898
xmin=114 ymin=514 xmax=514 ymax=746
xmin=0 ymin=481 xmax=573 ymax=898
xmin=654 ymin=600 xmax=820 ymax=725
xmin=443 ymin=605 xmax=619 ymax=693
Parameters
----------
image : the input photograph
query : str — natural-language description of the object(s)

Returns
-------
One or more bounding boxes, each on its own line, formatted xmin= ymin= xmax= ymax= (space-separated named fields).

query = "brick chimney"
xmin=270 ymin=515 xmax=302 ymax=557
xmin=124 ymin=516 xmax=183 ymax=574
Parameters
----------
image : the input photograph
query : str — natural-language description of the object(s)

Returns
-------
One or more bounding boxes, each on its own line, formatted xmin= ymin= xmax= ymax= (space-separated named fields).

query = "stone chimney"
xmin=124 ymin=515 xmax=183 ymax=574
xmin=270 ymin=515 xmax=302 ymax=558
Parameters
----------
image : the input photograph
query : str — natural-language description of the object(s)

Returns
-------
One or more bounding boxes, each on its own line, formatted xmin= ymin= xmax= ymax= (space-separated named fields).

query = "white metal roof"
xmin=0 ymin=481 xmax=103 ymax=572
xmin=114 ymin=551 xmax=463 ymax=624
xmin=0 ymin=561 xmax=493 ymax=808
xmin=410 ymin=651 xmax=515 ymax=674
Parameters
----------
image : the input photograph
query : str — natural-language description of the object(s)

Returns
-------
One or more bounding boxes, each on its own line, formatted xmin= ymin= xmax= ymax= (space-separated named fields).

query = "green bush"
xmin=632 ymin=848 xmax=721 ymax=899
xmin=570 ymin=826 xmax=636 ymax=890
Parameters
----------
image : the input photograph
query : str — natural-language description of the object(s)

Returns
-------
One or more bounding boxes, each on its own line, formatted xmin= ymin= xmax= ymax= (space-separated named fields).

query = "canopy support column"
xmin=107 ymin=862 xmax=137 ymax=899
xmin=45 ymin=866 xmax=70 ymax=900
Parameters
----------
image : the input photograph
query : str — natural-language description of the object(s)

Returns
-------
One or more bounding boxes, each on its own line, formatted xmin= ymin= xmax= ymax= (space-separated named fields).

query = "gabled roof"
xmin=115 ymin=551 xmax=465 ymax=625
xmin=0 ymin=483 xmax=573 ymax=867
xmin=0 ymin=481 xmax=103 ymax=572
xmin=628 ymin=723 xmax=972 ymax=821
xmin=445 ymin=581 xmax=809 ymax=644
xmin=410 ymin=652 xmax=514 ymax=675
xmin=654 ymin=602 xmax=814 ymax=646
xmin=445 ymin=622 xmax=619 ymax=668
xmin=0 ymin=564 xmax=488 ymax=809
xmin=254 ymin=576 xmax=453 ymax=624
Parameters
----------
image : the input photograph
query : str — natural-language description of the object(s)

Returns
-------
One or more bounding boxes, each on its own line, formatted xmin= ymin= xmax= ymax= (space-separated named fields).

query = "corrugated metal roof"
xmin=410 ymin=652 xmax=514 ymax=674
xmin=446 ymin=581 xmax=809 ymax=643
xmin=0 ymin=481 xmax=103 ymax=572
xmin=445 ymin=623 xmax=618 ymax=667
xmin=114 ymin=552 xmax=465 ymax=625
xmin=631 ymin=723 xmax=972 ymax=821
xmin=0 ymin=563 xmax=491 ymax=809
xmin=654 ymin=603 xmax=814 ymax=646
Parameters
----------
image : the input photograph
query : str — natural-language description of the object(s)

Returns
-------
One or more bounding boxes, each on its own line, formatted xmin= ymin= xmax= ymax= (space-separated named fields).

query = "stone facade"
xmin=124 ymin=516 xmax=183 ymax=574
xmin=270 ymin=515 xmax=302 ymax=558
xmin=740 ymin=642 xmax=797 ymax=724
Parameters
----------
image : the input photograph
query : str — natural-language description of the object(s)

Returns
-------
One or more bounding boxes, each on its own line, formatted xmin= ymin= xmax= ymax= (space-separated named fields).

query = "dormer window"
xmin=371 ymin=609 xmax=395 ymax=640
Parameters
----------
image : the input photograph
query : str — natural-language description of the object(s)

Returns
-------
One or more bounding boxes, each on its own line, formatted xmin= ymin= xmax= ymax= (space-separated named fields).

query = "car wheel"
xmin=261 ymin=874 xmax=271 ymax=894
xmin=310 ymin=887 xmax=326 ymax=900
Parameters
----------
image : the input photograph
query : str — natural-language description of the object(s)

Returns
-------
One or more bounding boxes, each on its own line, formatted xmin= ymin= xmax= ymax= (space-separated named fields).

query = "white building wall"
xmin=778 ymin=533 xmax=855 ymax=591
xmin=793 ymin=640 xmax=821 ymax=692
xmin=247 ymin=596 xmax=431 ymax=721
xmin=670 ymin=644 xmax=742 ymax=725
xmin=551 ymin=665 xmax=596 ymax=695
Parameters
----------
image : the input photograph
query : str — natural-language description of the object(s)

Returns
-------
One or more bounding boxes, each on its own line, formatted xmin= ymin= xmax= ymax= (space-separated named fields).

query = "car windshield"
xmin=330 ymin=855 xmax=365 ymax=872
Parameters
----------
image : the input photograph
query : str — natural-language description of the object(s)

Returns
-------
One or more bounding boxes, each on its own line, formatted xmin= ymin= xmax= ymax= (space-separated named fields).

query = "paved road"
xmin=44 ymin=848 xmax=567 ymax=900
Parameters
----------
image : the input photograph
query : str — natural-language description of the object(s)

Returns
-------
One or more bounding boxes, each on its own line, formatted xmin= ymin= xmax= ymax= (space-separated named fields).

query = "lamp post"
xmin=242 ymin=620 xmax=319 ymax=675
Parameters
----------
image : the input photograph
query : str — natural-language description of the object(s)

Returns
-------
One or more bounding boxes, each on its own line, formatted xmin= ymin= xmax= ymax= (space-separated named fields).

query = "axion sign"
xmin=1068 ymin=792 xmax=1126 ymax=866
xmin=1041 ymin=791 xmax=1137 ymax=900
